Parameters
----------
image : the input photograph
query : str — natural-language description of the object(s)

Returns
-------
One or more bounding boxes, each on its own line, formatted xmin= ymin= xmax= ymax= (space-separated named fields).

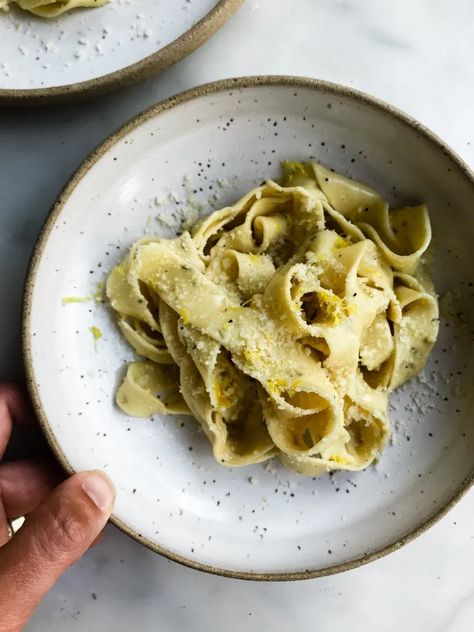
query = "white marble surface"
xmin=0 ymin=0 xmax=473 ymax=629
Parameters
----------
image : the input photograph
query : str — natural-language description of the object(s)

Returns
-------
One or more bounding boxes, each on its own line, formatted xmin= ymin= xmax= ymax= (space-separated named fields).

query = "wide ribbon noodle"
xmin=0 ymin=0 xmax=107 ymax=17
xmin=107 ymin=161 xmax=439 ymax=474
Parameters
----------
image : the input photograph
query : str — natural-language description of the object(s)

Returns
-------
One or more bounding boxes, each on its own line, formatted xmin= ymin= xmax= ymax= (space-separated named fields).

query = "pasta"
xmin=0 ymin=0 xmax=107 ymax=17
xmin=107 ymin=161 xmax=439 ymax=475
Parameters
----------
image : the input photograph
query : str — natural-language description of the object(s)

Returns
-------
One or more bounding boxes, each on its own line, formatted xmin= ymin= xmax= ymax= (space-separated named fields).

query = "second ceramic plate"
xmin=0 ymin=0 xmax=243 ymax=102
xmin=24 ymin=77 xmax=474 ymax=579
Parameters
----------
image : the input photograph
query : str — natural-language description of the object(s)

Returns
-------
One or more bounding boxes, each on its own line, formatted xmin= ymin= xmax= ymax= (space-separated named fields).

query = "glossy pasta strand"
xmin=107 ymin=161 xmax=439 ymax=475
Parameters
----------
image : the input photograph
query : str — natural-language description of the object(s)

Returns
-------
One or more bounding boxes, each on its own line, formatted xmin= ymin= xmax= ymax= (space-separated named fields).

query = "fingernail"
xmin=82 ymin=470 xmax=115 ymax=511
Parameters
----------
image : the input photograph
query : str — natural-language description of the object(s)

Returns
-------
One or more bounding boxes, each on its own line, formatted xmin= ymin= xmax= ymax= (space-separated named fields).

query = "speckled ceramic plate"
xmin=0 ymin=0 xmax=243 ymax=103
xmin=24 ymin=77 xmax=474 ymax=580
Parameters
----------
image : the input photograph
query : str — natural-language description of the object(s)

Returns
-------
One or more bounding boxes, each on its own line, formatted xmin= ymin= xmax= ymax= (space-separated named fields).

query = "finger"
xmin=91 ymin=530 xmax=105 ymax=547
xmin=0 ymin=383 xmax=34 ymax=425
xmin=0 ymin=496 xmax=9 ymax=546
xmin=0 ymin=458 xmax=63 ymax=519
xmin=0 ymin=400 xmax=11 ymax=461
xmin=0 ymin=383 xmax=34 ymax=460
xmin=0 ymin=470 xmax=115 ymax=631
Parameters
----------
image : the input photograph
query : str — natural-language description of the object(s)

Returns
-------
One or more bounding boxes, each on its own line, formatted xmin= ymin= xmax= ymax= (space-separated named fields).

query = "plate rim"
xmin=22 ymin=75 xmax=474 ymax=581
xmin=0 ymin=0 xmax=244 ymax=105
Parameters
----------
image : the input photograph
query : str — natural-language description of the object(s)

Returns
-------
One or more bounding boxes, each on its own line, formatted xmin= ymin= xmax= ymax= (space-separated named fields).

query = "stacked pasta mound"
xmin=0 ymin=0 xmax=107 ymax=17
xmin=107 ymin=162 xmax=439 ymax=475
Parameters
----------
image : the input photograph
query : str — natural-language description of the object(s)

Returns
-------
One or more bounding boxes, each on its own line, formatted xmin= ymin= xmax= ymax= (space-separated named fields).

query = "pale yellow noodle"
xmin=1 ymin=0 xmax=107 ymax=17
xmin=107 ymin=161 xmax=439 ymax=474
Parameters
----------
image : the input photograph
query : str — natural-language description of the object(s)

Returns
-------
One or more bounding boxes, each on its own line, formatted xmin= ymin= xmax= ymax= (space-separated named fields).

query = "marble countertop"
xmin=1 ymin=1 xmax=473 ymax=630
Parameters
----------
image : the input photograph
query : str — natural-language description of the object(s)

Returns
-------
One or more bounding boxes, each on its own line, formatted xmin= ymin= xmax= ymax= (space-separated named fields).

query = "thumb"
xmin=0 ymin=470 xmax=115 ymax=632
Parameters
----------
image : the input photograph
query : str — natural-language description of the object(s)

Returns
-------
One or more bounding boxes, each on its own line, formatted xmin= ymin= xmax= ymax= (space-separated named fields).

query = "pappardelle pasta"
xmin=0 ymin=0 xmax=107 ymax=17
xmin=107 ymin=161 xmax=439 ymax=475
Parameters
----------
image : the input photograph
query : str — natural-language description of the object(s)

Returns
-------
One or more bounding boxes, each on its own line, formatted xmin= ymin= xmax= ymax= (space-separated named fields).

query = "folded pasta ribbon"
xmin=1 ymin=0 xmax=108 ymax=16
xmin=107 ymin=161 xmax=438 ymax=474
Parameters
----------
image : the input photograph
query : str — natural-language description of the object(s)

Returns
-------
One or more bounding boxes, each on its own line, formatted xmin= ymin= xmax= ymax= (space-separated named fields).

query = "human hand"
xmin=0 ymin=383 xmax=116 ymax=632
